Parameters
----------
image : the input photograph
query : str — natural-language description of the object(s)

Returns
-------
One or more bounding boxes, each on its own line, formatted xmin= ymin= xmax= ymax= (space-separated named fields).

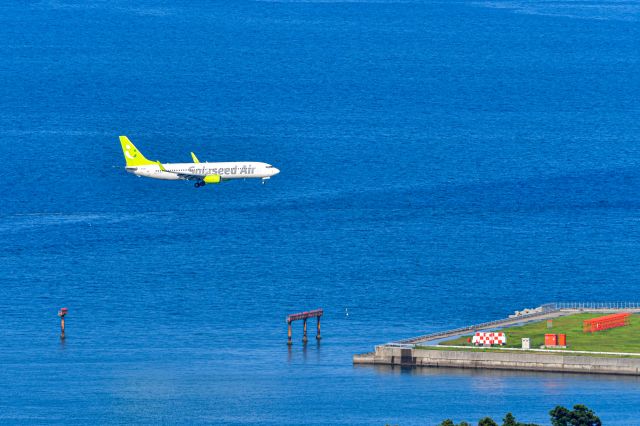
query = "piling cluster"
xmin=287 ymin=309 xmax=323 ymax=345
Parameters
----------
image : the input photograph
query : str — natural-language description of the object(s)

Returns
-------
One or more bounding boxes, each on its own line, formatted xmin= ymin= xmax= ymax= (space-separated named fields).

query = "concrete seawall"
xmin=353 ymin=346 xmax=640 ymax=376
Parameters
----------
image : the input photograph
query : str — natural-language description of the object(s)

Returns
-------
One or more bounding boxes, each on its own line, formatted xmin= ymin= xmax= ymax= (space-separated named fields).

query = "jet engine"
xmin=203 ymin=174 xmax=221 ymax=184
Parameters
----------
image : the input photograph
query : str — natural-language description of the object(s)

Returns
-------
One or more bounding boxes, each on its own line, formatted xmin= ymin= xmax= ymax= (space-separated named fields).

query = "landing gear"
xmin=194 ymin=181 xmax=205 ymax=188
xmin=261 ymin=177 xmax=270 ymax=185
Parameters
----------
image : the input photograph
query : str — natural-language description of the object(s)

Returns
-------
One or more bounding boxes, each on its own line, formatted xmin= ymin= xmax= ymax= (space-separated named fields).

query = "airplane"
xmin=119 ymin=136 xmax=279 ymax=188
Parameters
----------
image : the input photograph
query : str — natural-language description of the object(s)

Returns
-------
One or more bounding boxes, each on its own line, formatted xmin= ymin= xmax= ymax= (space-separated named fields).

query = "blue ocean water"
xmin=1 ymin=0 xmax=639 ymax=424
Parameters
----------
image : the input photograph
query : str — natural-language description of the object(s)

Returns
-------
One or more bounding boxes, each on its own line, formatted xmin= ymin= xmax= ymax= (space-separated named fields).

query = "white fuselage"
xmin=126 ymin=162 xmax=279 ymax=181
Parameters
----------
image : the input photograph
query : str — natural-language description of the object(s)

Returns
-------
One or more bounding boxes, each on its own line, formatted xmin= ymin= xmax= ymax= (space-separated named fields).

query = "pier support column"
xmin=316 ymin=316 xmax=321 ymax=340
xmin=287 ymin=322 xmax=292 ymax=345
xmin=302 ymin=319 xmax=308 ymax=344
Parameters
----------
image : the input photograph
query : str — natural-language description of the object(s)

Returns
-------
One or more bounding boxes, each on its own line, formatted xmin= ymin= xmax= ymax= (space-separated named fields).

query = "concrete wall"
xmin=352 ymin=346 xmax=640 ymax=376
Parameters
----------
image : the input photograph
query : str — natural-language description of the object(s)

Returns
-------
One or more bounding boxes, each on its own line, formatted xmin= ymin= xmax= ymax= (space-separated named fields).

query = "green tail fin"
xmin=120 ymin=136 xmax=157 ymax=167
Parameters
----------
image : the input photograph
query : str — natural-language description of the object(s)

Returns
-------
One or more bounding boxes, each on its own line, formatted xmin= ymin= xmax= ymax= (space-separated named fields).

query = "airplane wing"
xmin=156 ymin=162 xmax=201 ymax=181
xmin=164 ymin=170 xmax=203 ymax=181
xmin=157 ymin=162 xmax=226 ymax=182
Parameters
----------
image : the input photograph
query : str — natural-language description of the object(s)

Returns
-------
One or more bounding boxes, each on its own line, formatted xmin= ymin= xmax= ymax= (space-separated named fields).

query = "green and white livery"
xmin=120 ymin=136 xmax=279 ymax=188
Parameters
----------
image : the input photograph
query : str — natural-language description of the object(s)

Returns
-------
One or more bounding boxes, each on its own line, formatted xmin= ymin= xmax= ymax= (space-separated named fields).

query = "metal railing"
xmin=552 ymin=302 xmax=640 ymax=310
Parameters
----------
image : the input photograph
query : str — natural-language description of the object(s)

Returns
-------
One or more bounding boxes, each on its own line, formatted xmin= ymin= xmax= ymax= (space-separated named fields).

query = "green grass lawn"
xmin=439 ymin=313 xmax=640 ymax=353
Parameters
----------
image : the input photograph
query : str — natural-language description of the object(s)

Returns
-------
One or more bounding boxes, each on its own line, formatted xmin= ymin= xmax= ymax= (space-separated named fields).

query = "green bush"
xmin=550 ymin=404 xmax=601 ymax=426
xmin=437 ymin=404 xmax=600 ymax=426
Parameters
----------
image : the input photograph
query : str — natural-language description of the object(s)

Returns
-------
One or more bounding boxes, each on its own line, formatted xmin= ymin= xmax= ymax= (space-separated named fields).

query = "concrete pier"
xmin=354 ymin=346 xmax=640 ymax=376
xmin=354 ymin=303 xmax=640 ymax=376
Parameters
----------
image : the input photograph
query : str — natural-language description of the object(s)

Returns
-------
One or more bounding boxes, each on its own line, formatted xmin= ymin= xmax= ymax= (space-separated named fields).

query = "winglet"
xmin=191 ymin=152 xmax=200 ymax=163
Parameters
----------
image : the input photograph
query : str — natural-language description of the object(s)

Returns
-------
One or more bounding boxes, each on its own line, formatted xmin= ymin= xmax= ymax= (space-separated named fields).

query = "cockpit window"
xmin=266 ymin=165 xmax=274 ymax=168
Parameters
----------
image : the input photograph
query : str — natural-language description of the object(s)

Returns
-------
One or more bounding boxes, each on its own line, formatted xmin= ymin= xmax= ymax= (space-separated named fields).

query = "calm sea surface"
xmin=1 ymin=1 xmax=639 ymax=424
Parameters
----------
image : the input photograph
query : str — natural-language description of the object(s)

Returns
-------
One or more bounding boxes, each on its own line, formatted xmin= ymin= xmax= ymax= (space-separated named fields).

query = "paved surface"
xmin=394 ymin=310 xmax=568 ymax=345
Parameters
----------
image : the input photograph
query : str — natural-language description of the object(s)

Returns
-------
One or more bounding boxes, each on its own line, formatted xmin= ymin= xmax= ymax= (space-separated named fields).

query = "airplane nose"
xmin=272 ymin=167 xmax=280 ymax=175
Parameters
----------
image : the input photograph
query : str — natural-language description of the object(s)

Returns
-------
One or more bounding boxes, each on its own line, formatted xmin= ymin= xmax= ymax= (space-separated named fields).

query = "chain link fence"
xmin=548 ymin=302 xmax=640 ymax=310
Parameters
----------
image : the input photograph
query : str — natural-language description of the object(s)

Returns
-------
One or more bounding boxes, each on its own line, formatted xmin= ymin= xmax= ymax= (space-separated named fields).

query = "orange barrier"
xmin=544 ymin=334 xmax=557 ymax=346
xmin=558 ymin=334 xmax=566 ymax=346
xmin=583 ymin=313 xmax=631 ymax=333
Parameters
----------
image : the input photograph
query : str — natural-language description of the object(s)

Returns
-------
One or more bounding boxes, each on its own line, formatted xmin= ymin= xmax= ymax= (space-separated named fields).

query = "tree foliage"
xmin=438 ymin=404 xmax=600 ymax=426
xmin=503 ymin=413 xmax=518 ymax=426
xmin=438 ymin=420 xmax=470 ymax=426
xmin=549 ymin=404 xmax=602 ymax=426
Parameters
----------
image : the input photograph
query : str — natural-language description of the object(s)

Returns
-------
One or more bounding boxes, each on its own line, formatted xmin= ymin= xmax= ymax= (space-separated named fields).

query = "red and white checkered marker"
xmin=471 ymin=332 xmax=506 ymax=346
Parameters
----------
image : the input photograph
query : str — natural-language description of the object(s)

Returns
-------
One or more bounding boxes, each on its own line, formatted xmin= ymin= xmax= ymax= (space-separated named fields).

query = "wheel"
xmin=194 ymin=182 xmax=201 ymax=188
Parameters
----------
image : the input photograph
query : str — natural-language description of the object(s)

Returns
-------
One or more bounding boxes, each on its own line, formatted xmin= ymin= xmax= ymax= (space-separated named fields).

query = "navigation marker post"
xmin=58 ymin=307 xmax=68 ymax=340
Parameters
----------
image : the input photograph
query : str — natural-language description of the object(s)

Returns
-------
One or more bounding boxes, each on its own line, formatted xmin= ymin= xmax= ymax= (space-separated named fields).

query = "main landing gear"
xmin=194 ymin=181 xmax=205 ymax=188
